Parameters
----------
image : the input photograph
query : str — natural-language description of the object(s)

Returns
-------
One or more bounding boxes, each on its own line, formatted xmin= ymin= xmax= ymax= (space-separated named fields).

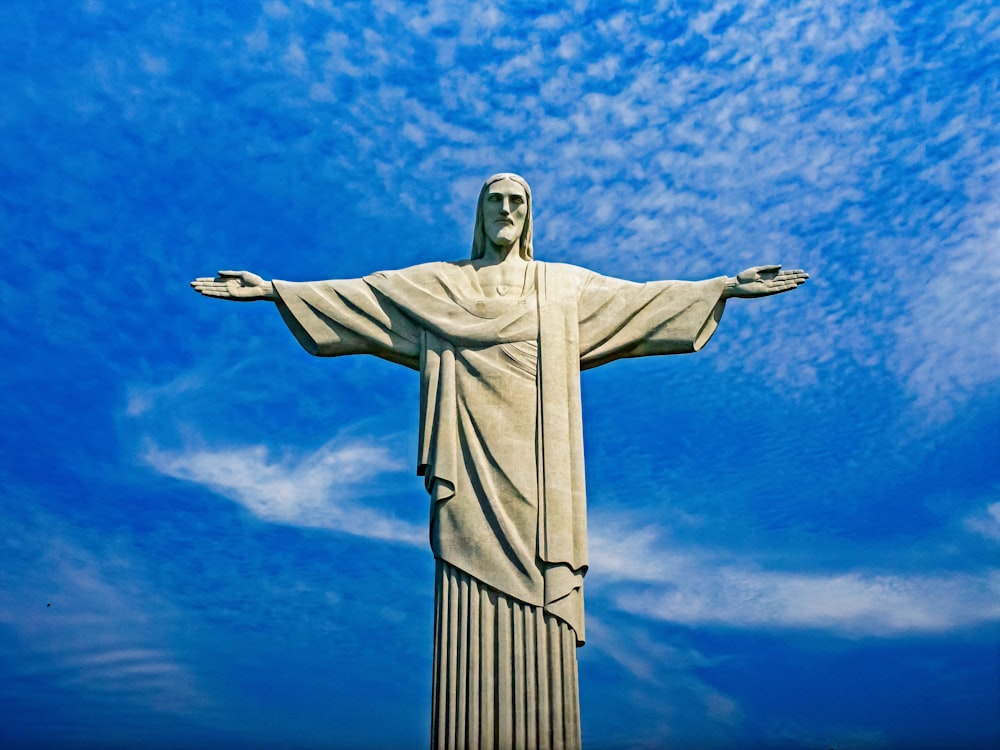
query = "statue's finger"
xmin=768 ymin=280 xmax=799 ymax=292
xmin=775 ymin=271 xmax=807 ymax=285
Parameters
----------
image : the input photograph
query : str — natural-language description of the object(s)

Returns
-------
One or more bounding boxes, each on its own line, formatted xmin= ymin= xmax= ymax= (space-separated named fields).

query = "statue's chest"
xmin=473 ymin=265 xmax=530 ymax=299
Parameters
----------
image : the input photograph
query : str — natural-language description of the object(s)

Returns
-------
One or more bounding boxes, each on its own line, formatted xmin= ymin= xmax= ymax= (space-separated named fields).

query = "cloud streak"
xmin=144 ymin=438 xmax=425 ymax=545
xmin=964 ymin=500 xmax=1000 ymax=542
xmin=590 ymin=523 xmax=1000 ymax=636
xmin=0 ymin=514 xmax=212 ymax=728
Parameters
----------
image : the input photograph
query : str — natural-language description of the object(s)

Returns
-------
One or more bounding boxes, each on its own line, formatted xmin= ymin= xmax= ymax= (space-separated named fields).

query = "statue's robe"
xmin=272 ymin=260 xmax=727 ymax=749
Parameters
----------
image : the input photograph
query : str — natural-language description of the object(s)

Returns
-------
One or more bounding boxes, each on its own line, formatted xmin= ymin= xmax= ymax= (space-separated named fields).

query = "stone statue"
xmin=191 ymin=173 xmax=808 ymax=750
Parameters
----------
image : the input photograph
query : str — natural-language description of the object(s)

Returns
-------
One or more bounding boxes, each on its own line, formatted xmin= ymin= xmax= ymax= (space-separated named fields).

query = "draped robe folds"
xmin=272 ymin=261 xmax=727 ymax=644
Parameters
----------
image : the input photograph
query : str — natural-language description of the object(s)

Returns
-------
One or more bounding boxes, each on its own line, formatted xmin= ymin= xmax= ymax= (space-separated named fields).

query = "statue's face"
xmin=482 ymin=178 xmax=527 ymax=250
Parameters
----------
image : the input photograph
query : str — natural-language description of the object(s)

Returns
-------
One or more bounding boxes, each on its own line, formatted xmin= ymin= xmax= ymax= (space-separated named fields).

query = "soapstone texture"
xmin=191 ymin=173 xmax=808 ymax=749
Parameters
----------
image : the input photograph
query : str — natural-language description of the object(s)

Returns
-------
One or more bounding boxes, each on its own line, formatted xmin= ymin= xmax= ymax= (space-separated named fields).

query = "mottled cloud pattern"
xmin=1 ymin=0 xmax=997 ymax=748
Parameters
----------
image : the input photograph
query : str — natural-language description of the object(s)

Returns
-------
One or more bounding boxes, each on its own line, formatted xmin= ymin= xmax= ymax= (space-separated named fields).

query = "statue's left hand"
xmin=724 ymin=265 xmax=809 ymax=299
xmin=190 ymin=270 xmax=277 ymax=301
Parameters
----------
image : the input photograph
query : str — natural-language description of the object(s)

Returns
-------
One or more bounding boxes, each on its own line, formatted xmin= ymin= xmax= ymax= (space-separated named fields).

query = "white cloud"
xmin=144 ymin=439 xmax=424 ymax=545
xmin=585 ymin=615 xmax=725 ymax=683
xmin=890 ymin=192 xmax=1000 ymax=419
xmin=125 ymin=372 xmax=208 ymax=417
xmin=263 ymin=1 xmax=291 ymax=21
xmin=964 ymin=501 xmax=1000 ymax=542
xmin=590 ymin=523 xmax=1000 ymax=636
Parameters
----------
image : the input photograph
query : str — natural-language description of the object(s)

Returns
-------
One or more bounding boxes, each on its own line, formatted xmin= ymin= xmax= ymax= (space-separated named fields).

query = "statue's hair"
xmin=471 ymin=173 xmax=533 ymax=260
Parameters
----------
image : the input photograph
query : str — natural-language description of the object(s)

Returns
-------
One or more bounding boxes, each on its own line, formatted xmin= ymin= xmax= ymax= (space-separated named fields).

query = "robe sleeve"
xmin=271 ymin=278 xmax=421 ymax=370
xmin=576 ymin=272 xmax=728 ymax=370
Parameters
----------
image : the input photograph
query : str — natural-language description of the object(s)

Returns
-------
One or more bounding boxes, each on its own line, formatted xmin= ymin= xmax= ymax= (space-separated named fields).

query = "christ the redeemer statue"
xmin=191 ymin=173 xmax=808 ymax=750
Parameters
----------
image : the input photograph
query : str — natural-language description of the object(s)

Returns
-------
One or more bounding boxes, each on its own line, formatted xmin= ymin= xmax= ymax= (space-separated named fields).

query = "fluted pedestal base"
xmin=431 ymin=559 xmax=581 ymax=750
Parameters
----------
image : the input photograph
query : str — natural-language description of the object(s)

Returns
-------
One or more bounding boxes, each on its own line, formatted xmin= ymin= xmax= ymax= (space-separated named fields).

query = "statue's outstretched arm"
xmin=722 ymin=265 xmax=809 ymax=299
xmin=190 ymin=270 xmax=279 ymax=302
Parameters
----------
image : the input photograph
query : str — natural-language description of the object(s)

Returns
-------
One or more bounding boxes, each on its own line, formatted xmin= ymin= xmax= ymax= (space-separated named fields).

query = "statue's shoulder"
xmin=369 ymin=260 xmax=468 ymax=281
xmin=537 ymin=261 xmax=589 ymax=275
xmin=365 ymin=261 xmax=477 ymax=300
xmin=535 ymin=261 xmax=598 ymax=287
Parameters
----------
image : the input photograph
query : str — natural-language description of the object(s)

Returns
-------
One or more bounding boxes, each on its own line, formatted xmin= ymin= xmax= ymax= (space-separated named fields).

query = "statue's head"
xmin=471 ymin=173 xmax=533 ymax=260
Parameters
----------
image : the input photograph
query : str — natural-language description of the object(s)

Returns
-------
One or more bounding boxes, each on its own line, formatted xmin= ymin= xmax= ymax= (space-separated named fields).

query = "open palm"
xmin=726 ymin=265 xmax=809 ymax=298
xmin=190 ymin=270 xmax=274 ymax=301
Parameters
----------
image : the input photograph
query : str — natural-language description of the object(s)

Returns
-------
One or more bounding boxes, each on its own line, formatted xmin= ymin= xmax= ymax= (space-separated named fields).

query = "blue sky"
xmin=1 ymin=0 xmax=997 ymax=748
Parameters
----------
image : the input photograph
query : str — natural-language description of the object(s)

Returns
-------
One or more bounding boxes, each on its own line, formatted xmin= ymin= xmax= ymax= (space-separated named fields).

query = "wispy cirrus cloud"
xmin=238 ymin=0 xmax=999 ymax=414
xmin=589 ymin=522 xmax=1000 ymax=636
xmin=0 ymin=507 xmax=213 ymax=735
xmin=582 ymin=614 xmax=744 ymax=750
xmin=7 ymin=0 xmax=996 ymax=418
xmin=144 ymin=438 xmax=424 ymax=545
xmin=612 ymin=565 xmax=1000 ymax=636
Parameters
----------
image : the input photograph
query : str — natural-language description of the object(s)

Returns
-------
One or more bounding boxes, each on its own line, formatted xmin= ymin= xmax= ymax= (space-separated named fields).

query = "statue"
xmin=191 ymin=173 xmax=808 ymax=749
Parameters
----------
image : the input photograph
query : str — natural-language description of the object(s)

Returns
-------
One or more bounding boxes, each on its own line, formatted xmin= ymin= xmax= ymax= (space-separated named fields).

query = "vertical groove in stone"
xmin=525 ymin=603 xmax=538 ymax=750
xmin=431 ymin=560 xmax=580 ymax=750
xmin=456 ymin=571 xmax=469 ymax=749
xmin=565 ymin=625 xmax=581 ymax=750
xmin=496 ymin=594 xmax=513 ymax=747
xmin=563 ymin=625 xmax=573 ymax=749
xmin=547 ymin=616 xmax=564 ymax=749
xmin=535 ymin=609 xmax=551 ymax=750
xmin=512 ymin=601 xmax=526 ymax=748
xmin=467 ymin=575 xmax=481 ymax=750
xmin=480 ymin=586 xmax=495 ymax=749
xmin=432 ymin=560 xmax=442 ymax=750
xmin=447 ymin=567 xmax=460 ymax=750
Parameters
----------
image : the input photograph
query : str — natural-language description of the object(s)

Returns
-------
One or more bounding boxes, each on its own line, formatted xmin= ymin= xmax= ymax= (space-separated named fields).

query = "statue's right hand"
xmin=190 ymin=270 xmax=275 ymax=301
